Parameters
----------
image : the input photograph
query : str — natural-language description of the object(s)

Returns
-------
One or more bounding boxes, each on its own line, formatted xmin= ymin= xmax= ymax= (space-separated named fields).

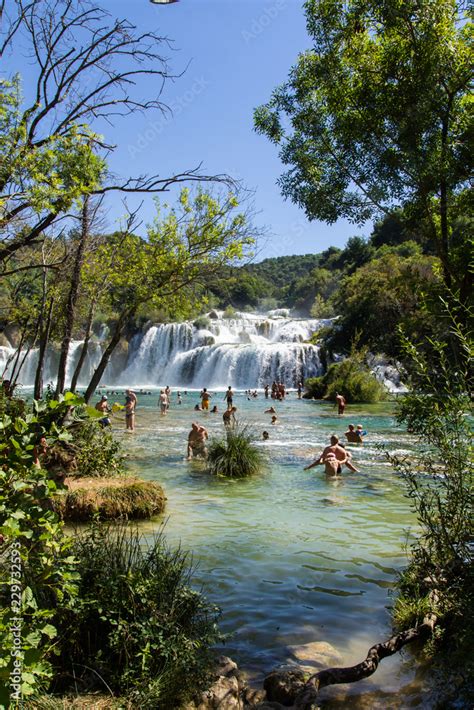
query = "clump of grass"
xmin=207 ymin=424 xmax=265 ymax=478
xmin=55 ymin=478 xmax=166 ymax=521
xmin=53 ymin=524 xmax=222 ymax=709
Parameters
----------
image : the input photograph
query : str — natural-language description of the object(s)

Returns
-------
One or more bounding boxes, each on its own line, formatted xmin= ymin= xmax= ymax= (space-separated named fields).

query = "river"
xmin=103 ymin=388 xmax=431 ymax=708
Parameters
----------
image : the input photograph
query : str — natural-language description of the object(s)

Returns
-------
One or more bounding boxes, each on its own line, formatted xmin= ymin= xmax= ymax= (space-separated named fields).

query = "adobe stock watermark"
xmin=241 ymin=0 xmax=288 ymax=44
xmin=127 ymin=76 xmax=211 ymax=160
xmin=9 ymin=541 xmax=23 ymax=703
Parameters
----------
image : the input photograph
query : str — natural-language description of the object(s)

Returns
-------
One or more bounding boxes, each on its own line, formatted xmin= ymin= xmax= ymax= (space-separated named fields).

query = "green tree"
xmin=0 ymin=1 xmax=229 ymax=273
xmin=329 ymin=250 xmax=441 ymax=356
xmin=83 ymin=189 xmax=254 ymax=401
xmin=254 ymin=0 xmax=473 ymax=300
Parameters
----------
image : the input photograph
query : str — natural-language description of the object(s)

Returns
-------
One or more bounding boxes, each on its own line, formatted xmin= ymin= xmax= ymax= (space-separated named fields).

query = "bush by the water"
xmin=304 ymin=348 xmax=387 ymax=403
xmin=387 ymin=311 xmax=473 ymax=672
xmin=54 ymin=524 xmax=221 ymax=708
xmin=207 ymin=425 xmax=265 ymax=478
xmin=71 ymin=420 xmax=124 ymax=478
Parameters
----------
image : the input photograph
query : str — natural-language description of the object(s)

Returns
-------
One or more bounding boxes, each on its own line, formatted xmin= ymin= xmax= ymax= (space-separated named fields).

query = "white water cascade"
xmin=0 ymin=311 xmax=327 ymax=389
xmin=118 ymin=311 xmax=326 ymax=388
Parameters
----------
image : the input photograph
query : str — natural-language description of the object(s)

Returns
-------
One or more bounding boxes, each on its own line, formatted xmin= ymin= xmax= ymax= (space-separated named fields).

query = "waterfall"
xmin=0 ymin=340 xmax=104 ymax=390
xmin=118 ymin=311 xmax=326 ymax=388
xmin=0 ymin=311 xmax=328 ymax=389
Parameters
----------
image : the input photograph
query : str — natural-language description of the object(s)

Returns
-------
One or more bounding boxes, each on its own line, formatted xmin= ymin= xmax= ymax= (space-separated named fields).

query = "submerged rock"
xmin=287 ymin=641 xmax=342 ymax=670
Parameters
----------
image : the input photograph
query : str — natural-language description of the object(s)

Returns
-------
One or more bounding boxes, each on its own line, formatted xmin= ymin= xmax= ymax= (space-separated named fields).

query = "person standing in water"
xmin=165 ymin=385 xmax=171 ymax=410
xmin=297 ymin=382 xmax=303 ymax=399
xmin=304 ymin=451 xmax=340 ymax=477
xmin=304 ymin=435 xmax=359 ymax=473
xmin=95 ymin=395 xmax=111 ymax=427
xmin=124 ymin=392 xmax=136 ymax=432
xmin=224 ymin=386 xmax=234 ymax=407
xmin=187 ymin=422 xmax=208 ymax=459
xmin=335 ymin=392 xmax=346 ymax=415
xmin=223 ymin=406 xmax=237 ymax=428
xmin=200 ymin=388 xmax=212 ymax=411
xmin=159 ymin=389 xmax=168 ymax=416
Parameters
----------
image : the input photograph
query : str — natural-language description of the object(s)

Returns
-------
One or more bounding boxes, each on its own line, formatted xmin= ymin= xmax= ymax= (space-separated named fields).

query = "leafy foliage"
xmin=387 ymin=301 xmax=473 ymax=661
xmin=54 ymin=524 xmax=221 ymax=708
xmin=207 ymin=425 xmax=265 ymax=478
xmin=72 ymin=421 xmax=124 ymax=478
xmin=254 ymin=0 xmax=473 ymax=297
xmin=304 ymin=345 xmax=387 ymax=403
xmin=0 ymin=392 xmax=82 ymax=704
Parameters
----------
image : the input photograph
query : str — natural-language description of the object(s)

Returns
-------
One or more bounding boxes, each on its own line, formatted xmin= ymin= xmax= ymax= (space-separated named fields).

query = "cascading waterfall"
xmin=118 ymin=311 xmax=326 ymax=388
xmin=0 ymin=340 xmax=104 ymax=389
xmin=0 ymin=311 xmax=328 ymax=389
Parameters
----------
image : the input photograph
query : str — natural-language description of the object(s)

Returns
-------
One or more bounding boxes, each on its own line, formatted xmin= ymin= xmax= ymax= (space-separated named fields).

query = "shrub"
xmin=71 ymin=420 xmax=124 ymax=478
xmin=304 ymin=354 xmax=387 ymax=403
xmin=387 ymin=306 xmax=473 ymax=663
xmin=223 ymin=305 xmax=236 ymax=319
xmin=193 ymin=315 xmax=211 ymax=330
xmin=54 ymin=524 xmax=221 ymax=708
xmin=207 ymin=425 xmax=265 ymax=478
xmin=55 ymin=479 xmax=166 ymax=521
xmin=0 ymin=393 xmax=81 ymax=705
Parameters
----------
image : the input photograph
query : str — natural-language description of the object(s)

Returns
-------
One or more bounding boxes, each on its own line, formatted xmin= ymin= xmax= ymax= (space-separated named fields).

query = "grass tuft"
xmin=207 ymin=424 xmax=265 ymax=478
xmin=55 ymin=477 xmax=166 ymax=521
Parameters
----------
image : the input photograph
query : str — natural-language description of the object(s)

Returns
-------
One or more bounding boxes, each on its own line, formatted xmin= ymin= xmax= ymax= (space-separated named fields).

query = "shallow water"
xmin=104 ymin=390 xmax=431 ymax=707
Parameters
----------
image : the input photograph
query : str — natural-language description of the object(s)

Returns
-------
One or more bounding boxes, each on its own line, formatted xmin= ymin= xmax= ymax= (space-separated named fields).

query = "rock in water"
xmin=263 ymin=669 xmax=307 ymax=705
xmin=287 ymin=641 xmax=343 ymax=670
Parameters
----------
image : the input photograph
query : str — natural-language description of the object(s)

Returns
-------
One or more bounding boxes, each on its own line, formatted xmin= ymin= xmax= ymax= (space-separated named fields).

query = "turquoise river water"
xmin=100 ymin=389 xmax=434 ymax=708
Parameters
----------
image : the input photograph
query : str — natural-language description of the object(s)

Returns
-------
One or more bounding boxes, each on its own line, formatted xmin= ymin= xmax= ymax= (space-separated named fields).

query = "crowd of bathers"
xmin=93 ymin=384 xmax=366 ymax=474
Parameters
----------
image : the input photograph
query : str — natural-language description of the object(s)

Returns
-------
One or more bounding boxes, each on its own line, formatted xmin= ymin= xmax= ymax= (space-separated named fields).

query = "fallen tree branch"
xmin=264 ymin=592 xmax=438 ymax=709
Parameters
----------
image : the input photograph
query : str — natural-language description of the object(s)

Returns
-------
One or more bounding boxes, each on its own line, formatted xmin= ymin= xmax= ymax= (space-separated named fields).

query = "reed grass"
xmin=55 ymin=477 xmax=166 ymax=521
xmin=207 ymin=424 xmax=265 ymax=478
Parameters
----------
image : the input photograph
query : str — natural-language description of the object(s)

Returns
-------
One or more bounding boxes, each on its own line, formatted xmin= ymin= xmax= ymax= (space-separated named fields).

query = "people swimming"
xmin=211 ymin=405 xmax=219 ymax=413
xmin=271 ymin=414 xmax=278 ymax=425
xmin=304 ymin=435 xmax=359 ymax=474
xmin=262 ymin=431 xmax=269 ymax=440
xmin=265 ymin=406 xmax=277 ymax=414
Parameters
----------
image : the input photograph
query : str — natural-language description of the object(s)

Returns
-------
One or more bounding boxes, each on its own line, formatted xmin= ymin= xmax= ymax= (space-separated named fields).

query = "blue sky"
xmin=12 ymin=0 xmax=371 ymax=259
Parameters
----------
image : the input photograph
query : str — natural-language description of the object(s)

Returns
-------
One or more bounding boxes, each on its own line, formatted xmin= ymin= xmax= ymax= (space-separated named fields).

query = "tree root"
xmin=266 ymin=593 xmax=438 ymax=709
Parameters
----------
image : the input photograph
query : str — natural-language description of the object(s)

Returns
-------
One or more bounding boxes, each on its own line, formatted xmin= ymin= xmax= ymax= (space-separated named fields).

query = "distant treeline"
xmin=204 ymin=208 xmax=454 ymax=361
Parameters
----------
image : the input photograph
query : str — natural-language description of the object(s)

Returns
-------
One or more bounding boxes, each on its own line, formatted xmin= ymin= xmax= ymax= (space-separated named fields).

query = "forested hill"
xmin=206 ymin=220 xmax=450 ymax=361
xmin=243 ymin=253 xmax=321 ymax=288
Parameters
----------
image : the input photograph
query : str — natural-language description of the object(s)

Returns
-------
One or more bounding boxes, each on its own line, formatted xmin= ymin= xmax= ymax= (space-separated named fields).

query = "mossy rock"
xmin=56 ymin=477 xmax=166 ymax=521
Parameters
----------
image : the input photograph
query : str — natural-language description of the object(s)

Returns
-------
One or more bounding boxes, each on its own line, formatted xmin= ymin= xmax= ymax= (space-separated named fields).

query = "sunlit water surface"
xmin=99 ymin=390 xmax=434 ymax=708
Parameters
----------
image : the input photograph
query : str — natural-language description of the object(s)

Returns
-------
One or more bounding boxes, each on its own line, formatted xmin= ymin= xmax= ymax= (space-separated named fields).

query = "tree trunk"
xmin=8 ymin=324 xmax=28 ymax=387
xmin=70 ymin=300 xmax=95 ymax=393
xmin=439 ymin=116 xmax=451 ymax=290
xmin=84 ymin=313 xmax=130 ymax=403
xmin=34 ymin=299 xmax=54 ymax=400
xmin=56 ymin=196 xmax=90 ymax=396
